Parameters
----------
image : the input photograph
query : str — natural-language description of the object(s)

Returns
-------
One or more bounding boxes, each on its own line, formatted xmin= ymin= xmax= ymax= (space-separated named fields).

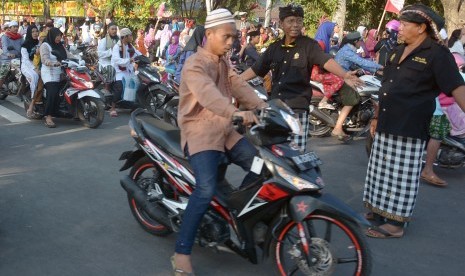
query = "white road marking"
xmin=0 ymin=103 xmax=29 ymax=123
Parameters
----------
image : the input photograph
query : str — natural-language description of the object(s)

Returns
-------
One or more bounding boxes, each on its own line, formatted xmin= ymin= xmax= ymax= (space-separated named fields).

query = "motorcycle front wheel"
xmin=78 ymin=96 xmax=105 ymax=128
xmin=128 ymin=157 xmax=173 ymax=236
xmin=272 ymin=212 xmax=371 ymax=276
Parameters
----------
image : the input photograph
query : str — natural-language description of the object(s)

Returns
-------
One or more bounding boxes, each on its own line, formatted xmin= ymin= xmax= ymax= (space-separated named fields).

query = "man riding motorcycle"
xmin=0 ymin=21 xmax=23 ymax=95
xmin=97 ymin=22 xmax=119 ymax=107
xmin=110 ymin=27 xmax=141 ymax=117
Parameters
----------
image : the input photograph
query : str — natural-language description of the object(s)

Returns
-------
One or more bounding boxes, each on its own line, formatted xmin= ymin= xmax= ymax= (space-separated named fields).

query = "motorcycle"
xmin=366 ymin=132 xmax=465 ymax=168
xmin=107 ymin=55 xmax=175 ymax=117
xmin=21 ymin=59 xmax=105 ymax=128
xmin=308 ymin=74 xmax=381 ymax=138
xmin=0 ymin=58 xmax=21 ymax=100
xmin=119 ymin=99 xmax=372 ymax=275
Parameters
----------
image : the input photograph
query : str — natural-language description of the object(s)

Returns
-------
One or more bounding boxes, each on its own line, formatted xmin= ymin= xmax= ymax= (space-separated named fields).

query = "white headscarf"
xmin=357 ymin=26 xmax=367 ymax=38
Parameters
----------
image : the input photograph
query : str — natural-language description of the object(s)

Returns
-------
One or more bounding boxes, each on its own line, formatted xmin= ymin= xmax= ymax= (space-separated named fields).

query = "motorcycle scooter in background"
xmin=107 ymin=55 xmax=175 ymax=117
xmin=21 ymin=59 xmax=105 ymax=128
xmin=0 ymin=57 xmax=21 ymax=100
xmin=308 ymin=73 xmax=381 ymax=138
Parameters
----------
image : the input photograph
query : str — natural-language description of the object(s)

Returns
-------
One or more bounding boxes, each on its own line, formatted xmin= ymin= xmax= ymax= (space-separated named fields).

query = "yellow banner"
xmin=64 ymin=1 xmax=84 ymax=17
xmin=30 ymin=2 xmax=44 ymax=16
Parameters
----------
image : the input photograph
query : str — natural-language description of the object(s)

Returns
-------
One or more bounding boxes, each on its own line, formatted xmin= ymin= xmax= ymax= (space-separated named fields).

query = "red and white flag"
xmin=384 ymin=0 xmax=405 ymax=14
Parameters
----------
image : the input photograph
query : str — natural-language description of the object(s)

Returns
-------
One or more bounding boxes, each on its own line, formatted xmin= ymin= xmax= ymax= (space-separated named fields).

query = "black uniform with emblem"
xmin=250 ymin=4 xmax=332 ymax=152
xmin=251 ymin=5 xmax=331 ymax=112
xmin=376 ymin=37 xmax=464 ymax=140
xmin=251 ymin=36 xmax=331 ymax=111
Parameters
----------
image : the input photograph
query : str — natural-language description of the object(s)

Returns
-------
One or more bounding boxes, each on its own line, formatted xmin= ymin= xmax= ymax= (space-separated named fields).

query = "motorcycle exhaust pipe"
xmin=120 ymin=175 xmax=172 ymax=228
xmin=308 ymin=105 xmax=336 ymax=127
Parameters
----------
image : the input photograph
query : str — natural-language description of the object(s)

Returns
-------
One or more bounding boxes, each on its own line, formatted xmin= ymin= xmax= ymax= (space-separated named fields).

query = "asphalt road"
xmin=1 ymin=96 xmax=464 ymax=276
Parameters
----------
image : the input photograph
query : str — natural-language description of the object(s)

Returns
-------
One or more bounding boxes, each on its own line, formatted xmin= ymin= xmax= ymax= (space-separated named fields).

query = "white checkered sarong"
xmin=292 ymin=112 xmax=309 ymax=152
xmin=363 ymin=132 xmax=425 ymax=222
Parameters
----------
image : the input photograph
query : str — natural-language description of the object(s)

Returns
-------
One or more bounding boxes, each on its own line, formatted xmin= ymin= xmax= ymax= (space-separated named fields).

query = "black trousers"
xmin=44 ymin=81 xmax=64 ymax=116
xmin=110 ymin=80 xmax=123 ymax=104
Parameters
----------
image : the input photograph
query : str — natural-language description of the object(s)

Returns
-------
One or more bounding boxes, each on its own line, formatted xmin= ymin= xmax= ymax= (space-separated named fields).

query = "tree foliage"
xmin=282 ymin=0 xmax=446 ymax=36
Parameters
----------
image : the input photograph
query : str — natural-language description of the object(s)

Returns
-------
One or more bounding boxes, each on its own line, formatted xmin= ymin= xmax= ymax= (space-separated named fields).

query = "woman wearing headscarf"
xmin=163 ymin=35 xmax=181 ymax=78
xmin=21 ymin=25 xmax=40 ymax=118
xmin=155 ymin=24 xmax=172 ymax=62
xmin=135 ymin=29 xmax=148 ymax=56
xmin=364 ymin=4 xmax=465 ymax=239
xmin=40 ymin=27 xmax=73 ymax=127
xmin=174 ymin=26 xmax=205 ymax=83
xmin=144 ymin=24 xmax=156 ymax=61
xmin=314 ymin=21 xmax=337 ymax=53
xmin=356 ymin=26 xmax=370 ymax=59
xmin=365 ymin=29 xmax=378 ymax=59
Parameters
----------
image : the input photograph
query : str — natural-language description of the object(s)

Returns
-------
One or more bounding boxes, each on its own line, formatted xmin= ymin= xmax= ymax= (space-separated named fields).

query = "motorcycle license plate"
xmin=291 ymin=151 xmax=322 ymax=171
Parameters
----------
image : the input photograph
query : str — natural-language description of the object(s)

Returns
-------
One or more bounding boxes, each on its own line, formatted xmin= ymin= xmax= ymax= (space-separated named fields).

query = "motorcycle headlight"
xmin=280 ymin=110 xmax=302 ymax=135
xmin=274 ymin=165 xmax=319 ymax=190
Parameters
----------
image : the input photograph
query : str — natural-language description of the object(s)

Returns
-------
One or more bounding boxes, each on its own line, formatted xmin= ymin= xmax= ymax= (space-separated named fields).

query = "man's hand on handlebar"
xmin=233 ymin=110 xmax=259 ymax=126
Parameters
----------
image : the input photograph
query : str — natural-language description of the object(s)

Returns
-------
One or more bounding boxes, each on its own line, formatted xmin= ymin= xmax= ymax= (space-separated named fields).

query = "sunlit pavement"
xmin=1 ymin=98 xmax=464 ymax=275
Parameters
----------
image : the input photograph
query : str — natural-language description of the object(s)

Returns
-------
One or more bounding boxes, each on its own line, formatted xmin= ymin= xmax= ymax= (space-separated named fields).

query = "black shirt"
xmin=377 ymin=37 xmax=465 ymax=140
xmin=243 ymin=44 xmax=259 ymax=67
xmin=251 ymin=36 xmax=331 ymax=110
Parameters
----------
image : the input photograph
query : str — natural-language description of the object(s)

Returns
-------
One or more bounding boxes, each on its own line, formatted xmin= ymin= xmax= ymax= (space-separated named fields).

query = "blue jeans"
xmin=175 ymin=138 xmax=258 ymax=255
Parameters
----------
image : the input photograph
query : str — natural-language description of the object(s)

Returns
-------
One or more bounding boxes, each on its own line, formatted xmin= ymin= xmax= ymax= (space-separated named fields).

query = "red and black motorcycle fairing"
xmin=120 ymin=100 xmax=371 ymax=274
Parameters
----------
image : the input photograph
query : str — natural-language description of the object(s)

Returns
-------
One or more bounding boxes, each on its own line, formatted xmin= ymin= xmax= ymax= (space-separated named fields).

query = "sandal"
xmin=366 ymin=226 xmax=403 ymax=239
xmin=26 ymin=110 xmax=34 ymax=119
xmin=331 ymin=131 xmax=352 ymax=142
xmin=171 ymin=256 xmax=195 ymax=276
xmin=420 ymin=174 xmax=447 ymax=187
xmin=44 ymin=120 xmax=56 ymax=128
xmin=109 ymin=110 xmax=118 ymax=117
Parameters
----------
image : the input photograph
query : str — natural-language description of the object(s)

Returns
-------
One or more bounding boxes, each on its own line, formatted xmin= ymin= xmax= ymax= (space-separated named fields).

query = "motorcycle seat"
xmin=139 ymin=115 xmax=185 ymax=159
xmin=445 ymin=135 xmax=465 ymax=152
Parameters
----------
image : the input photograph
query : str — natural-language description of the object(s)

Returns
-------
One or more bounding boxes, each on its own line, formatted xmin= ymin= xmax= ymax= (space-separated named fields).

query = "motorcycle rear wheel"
xmin=77 ymin=96 xmax=105 ymax=128
xmin=128 ymin=157 xmax=173 ymax=236
xmin=272 ymin=212 xmax=371 ymax=276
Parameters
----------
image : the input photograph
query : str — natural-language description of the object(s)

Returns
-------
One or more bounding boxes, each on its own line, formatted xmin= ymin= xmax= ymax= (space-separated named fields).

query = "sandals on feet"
xmin=171 ymin=256 xmax=195 ymax=276
xmin=44 ymin=120 xmax=56 ymax=128
xmin=420 ymin=174 xmax=447 ymax=187
xmin=109 ymin=110 xmax=118 ymax=117
xmin=366 ymin=226 xmax=404 ymax=239
xmin=331 ymin=131 xmax=352 ymax=142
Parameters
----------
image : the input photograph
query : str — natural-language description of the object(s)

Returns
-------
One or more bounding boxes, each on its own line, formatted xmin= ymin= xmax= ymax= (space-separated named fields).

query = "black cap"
xmin=279 ymin=4 xmax=304 ymax=21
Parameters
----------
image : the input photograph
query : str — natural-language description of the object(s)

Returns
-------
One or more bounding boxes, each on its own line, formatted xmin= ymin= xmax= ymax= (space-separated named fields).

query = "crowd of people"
xmin=1 ymin=4 xmax=465 ymax=274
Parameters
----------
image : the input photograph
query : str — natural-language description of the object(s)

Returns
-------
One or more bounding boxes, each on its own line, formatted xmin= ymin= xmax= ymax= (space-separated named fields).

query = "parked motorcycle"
xmin=21 ymin=59 xmax=105 ymax=128
xmin=308 ymin=74 xmax=381 ymax=138
xmin=119 ymin=99 xmax=372 ymax=275
xmin=366 ymin=132 xmax=465 ymax=168
xmin=0 ymin=58 xmax=21 ymax=100
xmin=108 ymin=55 xmax=175 ymax=117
